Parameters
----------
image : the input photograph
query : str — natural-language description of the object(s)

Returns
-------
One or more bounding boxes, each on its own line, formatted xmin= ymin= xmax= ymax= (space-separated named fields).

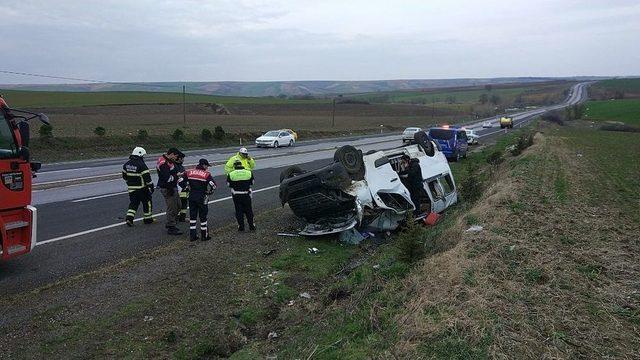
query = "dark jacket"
xmin=175 ymin=162 xmax=188 ymax=192
xmin=227 ymin=168 xmax=254 ymax=193
xmin=122 ymin=155 xmax=154 ymax=193
xmin=182 ymin=165 xmax=217 ymax=202
xmin=399 ymin=158 xmax=423 ymax=190
xmin=156 ymin=155 xmax=179 ymax=189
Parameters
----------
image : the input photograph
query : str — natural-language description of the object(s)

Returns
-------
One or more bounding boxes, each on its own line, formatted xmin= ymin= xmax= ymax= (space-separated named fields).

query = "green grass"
xmin=594 ymin=78 xmax=640 ymax=93
xmin=351 ymin=83 xmax=570 ymax=108
xmin=562 ymin=128 xmax=640 ymax=221
xmin=271 ymin=238 xmax=356 ymax=281
xmin=0 ymin=89 xmax=328 ymax=108
xmin=584 ymin=99 xmax=640 ymax=126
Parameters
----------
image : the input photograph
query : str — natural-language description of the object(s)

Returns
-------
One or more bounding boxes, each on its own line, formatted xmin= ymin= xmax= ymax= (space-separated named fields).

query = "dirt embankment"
xmin=391 ymin=133 xmax=640 ymax=358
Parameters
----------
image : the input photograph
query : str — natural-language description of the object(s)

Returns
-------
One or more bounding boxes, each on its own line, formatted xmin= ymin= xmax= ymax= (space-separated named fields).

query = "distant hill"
xmin=0 ymin=77 xmax=598 ymax=97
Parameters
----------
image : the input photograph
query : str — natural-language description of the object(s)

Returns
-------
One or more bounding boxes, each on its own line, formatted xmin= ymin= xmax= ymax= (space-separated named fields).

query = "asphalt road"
xmin=0 ymin=82 xmax=589 ymax=294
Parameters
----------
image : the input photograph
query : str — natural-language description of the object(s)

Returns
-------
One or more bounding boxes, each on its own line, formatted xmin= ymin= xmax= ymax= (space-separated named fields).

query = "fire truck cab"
xmin=0 ymin=96 xmax=47 ymax=260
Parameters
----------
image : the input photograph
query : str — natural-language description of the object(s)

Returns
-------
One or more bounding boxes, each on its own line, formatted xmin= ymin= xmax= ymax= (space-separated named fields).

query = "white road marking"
xmin=36 ymin=184 xmax=280 ymax=246
xmin=71 ymin=191 xmax=128 ymax=202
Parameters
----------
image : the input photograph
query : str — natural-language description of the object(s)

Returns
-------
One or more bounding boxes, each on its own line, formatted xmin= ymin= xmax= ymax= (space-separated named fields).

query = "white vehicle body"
xmin=482 ymin=121 xmax=492 ymax=128
xmin=401 ymin=127 xmax=422 ymax=143
xmin=279 ymin=141 xmax=458 ymax=236
xmin=464 ymin=129 xmax=479 ymax=144
xmin=256 ymin=130 xmax=295 ymax=148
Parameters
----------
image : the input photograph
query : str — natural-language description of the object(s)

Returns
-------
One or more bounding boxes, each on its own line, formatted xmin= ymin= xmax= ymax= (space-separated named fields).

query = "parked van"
xmin=428 ymin=126 xmax=468 ymax=161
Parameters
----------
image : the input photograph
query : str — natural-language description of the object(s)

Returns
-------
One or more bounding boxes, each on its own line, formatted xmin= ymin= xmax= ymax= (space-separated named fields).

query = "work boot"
xmin=143 ymin=218 xmax=155 ymax=224
xmin=167 ymin=226 xmax=183 ymax=235
xmin=201 ymin=229 xmax=211 ymax=241
xmin=201 ymin=235 xmax=212 ymax=241
xmin=125 ymin=218 xmax=134 ymax=227
xmin=190 ymin=236 xmax=198 ymax=242
xmin=238 ymin=226 xmax=245 ymax=232
xmin=249 ymin=224 xmax=256 ymax=232
xmin=178 ymin=213 xmax=186 ymax=222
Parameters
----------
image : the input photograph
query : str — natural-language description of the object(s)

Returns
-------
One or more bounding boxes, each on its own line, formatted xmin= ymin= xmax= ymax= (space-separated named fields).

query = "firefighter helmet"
xmin=132 ymin=146 xmax=147 ymax=157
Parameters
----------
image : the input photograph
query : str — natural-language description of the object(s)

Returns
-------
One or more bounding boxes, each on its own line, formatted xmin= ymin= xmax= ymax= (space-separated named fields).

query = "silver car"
xmin=402 ymin=127 xmax=422 ymax=143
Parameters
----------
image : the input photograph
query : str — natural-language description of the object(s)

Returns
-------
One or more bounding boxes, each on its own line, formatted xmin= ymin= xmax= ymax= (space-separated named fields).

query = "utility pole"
xmin=432 ymin=97 xmax=435 ymax=119
xmin=182 ymin=85 xmax=186 ymax=126
xmin=331 ymin=98 xmax=336 ymax=127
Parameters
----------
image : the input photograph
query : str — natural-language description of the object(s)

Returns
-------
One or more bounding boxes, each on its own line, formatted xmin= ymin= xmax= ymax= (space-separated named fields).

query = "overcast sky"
xmin=1 ymin=0 xmax=639 ymax=83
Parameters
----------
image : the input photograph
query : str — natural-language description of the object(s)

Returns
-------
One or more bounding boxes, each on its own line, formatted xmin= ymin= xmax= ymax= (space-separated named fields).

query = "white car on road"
xmin=256 ymin=130 xmax=296 ymax=148
xmin=482 ymin=121 xmax=493 ymax=128
xmin=401 ymin=127 xmax=422 ymax=143
xmin=464 ymin=129 xmax=479 ymax=144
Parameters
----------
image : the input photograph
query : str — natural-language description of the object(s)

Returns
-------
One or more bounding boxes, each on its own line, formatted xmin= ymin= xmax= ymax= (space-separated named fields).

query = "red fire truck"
xmin=0 ymin=95 xmax=48 ymax=260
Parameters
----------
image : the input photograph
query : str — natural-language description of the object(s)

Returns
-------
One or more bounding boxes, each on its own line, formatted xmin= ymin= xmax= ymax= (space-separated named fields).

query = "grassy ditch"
xmin=4 ymin=120 xmax=636 ymax=358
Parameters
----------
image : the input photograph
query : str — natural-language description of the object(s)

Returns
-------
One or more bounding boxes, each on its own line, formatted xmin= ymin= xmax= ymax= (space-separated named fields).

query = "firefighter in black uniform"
xmin=182 ymin=158 xmax=217 ymax=241
xmin=175 ymin=152 xmax=189 ymax=222
xmin=122 ymin=146 xmax=155 ymax=226
xmin=227 ymin=160 xmax=256 ymax=231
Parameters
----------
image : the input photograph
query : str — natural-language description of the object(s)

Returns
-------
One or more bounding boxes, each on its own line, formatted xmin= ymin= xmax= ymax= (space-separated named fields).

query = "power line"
xmin=0 ymin=69 xmax=184 ymax=90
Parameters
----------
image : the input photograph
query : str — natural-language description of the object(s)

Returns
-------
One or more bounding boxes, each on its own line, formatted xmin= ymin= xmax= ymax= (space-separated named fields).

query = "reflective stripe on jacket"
xmin=183 ymin=166 xmax=217 ymax=202
xmin=122 ymin=155 xmax=153 ymax=192
xmin=227 ymin=169 xmax=254 ymax=192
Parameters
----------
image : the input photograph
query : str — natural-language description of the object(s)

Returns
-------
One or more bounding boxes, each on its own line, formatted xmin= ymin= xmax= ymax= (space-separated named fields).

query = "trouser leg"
xmin=179 ymin=191 xmax=188 ymax=221
xmin=200 ymin=203 xmax=209 ymax=239
xmin=126 ymin=192 xmax=141 ymax=222
xmin=141 ymin=190 xmax=153 ymax=223
xmin=232 ymin=195 xmax=245 ymax=230
xmin=161 ymin=188 xmax=180 ymax=228
xmin=409 ymin=187 xmax=422 ymax=215
xmin=189 ymin=200 xmax=199 ymax=240
xmin=242 ymin=195 xmax=255 ymax=230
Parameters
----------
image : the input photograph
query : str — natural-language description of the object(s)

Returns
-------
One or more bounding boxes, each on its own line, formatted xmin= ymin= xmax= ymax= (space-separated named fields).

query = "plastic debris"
xmin=268 ymin=331 xmax=278 ymax=340
xmin=262 ymin=249 xmax=276 ymax=257
xmin=299 ymin=292 xmax=312 ymax=299
xmin=424 ymin=212 xmax=442 ymax=226
xmin=277 ymin=232 xmax=300 ymax=237
xmin=339 ymin=228 xmax=366 ymax=244
xmin=465 ymin=225 xmax=484 ymax=232
xmin=307 ymin=247 xmax=320 ymax=254
xmin=287 ymin=300 xmax=295 ymax=306
xmin=509 ymin=245 xmax=516 ymax=251
xmin=143 ymin=316 xmax=154 ymax=322
xmin=372 ymin=264 xmax=381 ymax=270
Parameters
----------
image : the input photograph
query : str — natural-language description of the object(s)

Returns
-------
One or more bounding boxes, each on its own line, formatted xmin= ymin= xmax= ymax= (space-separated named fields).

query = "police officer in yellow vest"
xmin=227 ymin=160 xmax=255 ymax=231
xmin=224 ymin=147 xmax=256 ymax=175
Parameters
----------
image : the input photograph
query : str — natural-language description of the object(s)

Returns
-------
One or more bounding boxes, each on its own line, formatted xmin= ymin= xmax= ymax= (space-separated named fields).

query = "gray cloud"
xmin=0 ymin=0 xmax=638 ymax=83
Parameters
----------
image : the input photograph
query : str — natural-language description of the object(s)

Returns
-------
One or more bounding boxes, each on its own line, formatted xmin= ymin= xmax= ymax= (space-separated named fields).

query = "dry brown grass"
xmin=392 ymin=132 xmax=640 ymax=358
xmin=36 ymin=102 xmax=465 ymax=138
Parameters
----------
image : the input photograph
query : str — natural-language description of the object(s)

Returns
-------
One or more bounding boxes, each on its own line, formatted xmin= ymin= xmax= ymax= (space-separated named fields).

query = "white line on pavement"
xmin=36 ymin=184 xmax=280 ymax=246
xmin=71 ymin=191 xmax=128 ymax=202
